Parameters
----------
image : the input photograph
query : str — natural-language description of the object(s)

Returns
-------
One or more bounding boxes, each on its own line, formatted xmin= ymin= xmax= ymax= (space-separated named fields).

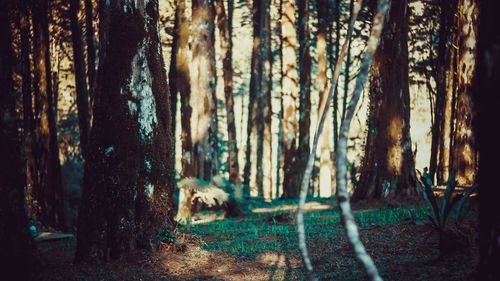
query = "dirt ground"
xmin=34 ymin=199 xmax=479 ymax=281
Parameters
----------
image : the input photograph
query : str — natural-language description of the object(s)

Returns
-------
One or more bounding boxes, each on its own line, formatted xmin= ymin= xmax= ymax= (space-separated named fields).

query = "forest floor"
xmin=35 ymin=197 xmax=479 ymax=281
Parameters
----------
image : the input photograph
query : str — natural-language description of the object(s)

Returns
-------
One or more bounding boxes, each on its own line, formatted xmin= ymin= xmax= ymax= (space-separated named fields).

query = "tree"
xmin=297 ymin=0 xmax=312 ymax=195
xmin=30 ymin=0 xmax=66 ymax=230
xmin=170 ymin=0 xmax=194 ymax=178
xmin=191 ymin=0 xmax=218 ymax=181
xmin=317 ymin=0 xmax=334 ymax=197
xmin=215 ymin=0 xmax=240 ymax=184
xmin=244 ymin=0 xmax=272 ymax=198
xmin=84 ymin=0 xmax=96 ymax=99
xmin=76 ymin=0 xmax=175 ymax=261
xmin=69 ymin=0 xmax=91 ymax=159
xmin=0 ymin=2 xmax=37 ymax=277
xmin=430 ymin=0 xmax=478 ymax=185
xmin=475 ymin=1 xmax=500 ymax=279
xmin=354 ymin=0 xmax=417 ymax=200
xmin=449 ymin=0 xmax=478 ymax=185
xmin=280 ymin=0 xmax=300 ymax=198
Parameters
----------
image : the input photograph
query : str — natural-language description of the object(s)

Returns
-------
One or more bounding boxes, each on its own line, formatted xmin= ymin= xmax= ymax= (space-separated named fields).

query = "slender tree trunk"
xmin=476 ymin=2 xmax=500 ymax=279
xmin=70 ymin=0 xmax=91 ymax=160
xmin=76 ymin=0 xmax=175 ymax=261
xmin=215 ymin=0 xmax=239 ymax=184
xmin=20 ymin=0 xmax=36 ymax=220
xmin=429 ymin=0 xmax=456 ymax=183
xmin=332 ymin=0 xmax=340 ymax=147
xmin=0 ymin=3 xmax=37 ymax=278
xmin=191 ymin=0 xmax=218 ymax=182
xmin=354 ymin=0 xmax=417 ymax=200
xmin=31 ymin=0 xmax=65 ymax=230
xmin=317 ymin=0 xmax=333 ymax=197
xmin=171 ymin=0 xmax=194 ymax=178
xmin=84 ymin=0 xmax=96 ymax=90
xmin=280 ymin=0 xmax=300 ymax=199
xmin=297 ymin=0 xmax=311 ymax=196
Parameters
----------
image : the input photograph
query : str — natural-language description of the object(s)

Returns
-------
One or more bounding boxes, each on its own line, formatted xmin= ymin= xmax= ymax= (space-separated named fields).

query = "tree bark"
xmin=280 ymin=0 xmax=300 ymax=199
xmin=297 ymin=0 xmax=311 ymax=196
xmin=449 ymin=0 xmax=478 ymax=185
xmin=475 ymin=2 xmax=500 ymax=279
xmin=355 ymin=0 xmax=417 ymax=200
xmin=0 ymin=2 xmax=38 ymax=278
xmin=31 ymin=0 xmax=65 ymax=230
xmin=191 ymin=0 xmax=218 ymax=182
xmin=76 ymin=0 xmax=175 ymax=261
xmin=215 ymin=0 xmax=239 ymax=184
xmin=70 ymin=0 xmax=91 ymax=160
xmin=171 ymin=0 xmax=194 ymax=178
xmin=84 ymin=0 xmax=96 ymax=100
xmin=317 ymin=0 xmax=334 ymax=197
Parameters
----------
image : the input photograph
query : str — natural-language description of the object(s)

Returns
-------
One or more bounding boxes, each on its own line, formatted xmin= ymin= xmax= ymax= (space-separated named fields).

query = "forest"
xmin=0 ymin=0 xmax=499 ymax=280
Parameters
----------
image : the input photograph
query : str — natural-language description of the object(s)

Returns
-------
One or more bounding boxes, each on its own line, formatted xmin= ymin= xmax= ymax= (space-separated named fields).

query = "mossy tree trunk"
xmin=0 ymin=3 xmax=37 ymax=277
xmin=76 ymin=0 xmax=175 ymax=261
xmin=354 ymin=0 xmax=417 ymax=200
xmin=280 ymin=0 xmax=300 ymax=199
xmin=215 ymin=0 xmax=240 ymax=184
xmin=191 ymin=0 xmax=218 ymax=182
xmin=31 ymin=0 xmax=65 ymax=230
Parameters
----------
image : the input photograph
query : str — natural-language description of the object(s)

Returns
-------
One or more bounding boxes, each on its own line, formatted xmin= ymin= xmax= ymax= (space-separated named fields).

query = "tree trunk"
xmin=254 ymin=0 xmax=272 ymax=199
xmin=31 ymin=0 xmax=65 ymax=230
xmin=429 ymin=0 xmax=456 ymax=184
xmin=449 ymin=0 xmax=478 ymax=185
xmin=0 ymin=3 xmax=37 ymax=277
xmin=317 ymin=0 xmax=334 ymax=197
xmin=215 ymin=0 xmax=239 ymax=184
xmin=355 ymin=0 xmax=417 ymax=200
xmin=191 ymin=0 xmax=218 ymax=182
xmin=70 ymin=0 xmax=91 ymax=160
xmin=84 ymin=0 xmax=96 ymax=100
xmin=76 ymin=0 xmax=175 ymax=261
xmin=297 ymin=0 xmax=311 ymax=197
xmin=476 ymin=2 xmax=500 ymax=279
xmin=171 ymin=0 xmax=194 ymax=178
xmin=280 ymin=0 xmax=300 ymax=198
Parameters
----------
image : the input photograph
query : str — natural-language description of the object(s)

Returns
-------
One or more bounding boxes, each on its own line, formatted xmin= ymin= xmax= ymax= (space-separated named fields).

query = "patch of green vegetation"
xmin=190 ymin=203 xmax=428 ymax=261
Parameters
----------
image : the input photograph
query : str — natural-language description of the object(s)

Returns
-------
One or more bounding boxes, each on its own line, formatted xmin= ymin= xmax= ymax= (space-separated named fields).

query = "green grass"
xmin=189 ymin=204 xmax=429 ymax=260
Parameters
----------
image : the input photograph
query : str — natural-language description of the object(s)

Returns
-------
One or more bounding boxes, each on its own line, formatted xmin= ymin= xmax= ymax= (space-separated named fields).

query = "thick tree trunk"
xmin=280 ymin=0 xmax=300 ymax=199
xmin=450 ymin=0 xmax=478 ymax=185
xmin=355 ymin=0 xmax=417 ymax=200
xmin=31 ymin=0 xmax=65 ymax=230
xmin=215 ymin=0 xmax=239 ymax=184
xmin=317 ymin=0 xmax=334 ymax=197
xmin=191 ymin=0 xmax=218 ymax=182
xmin=76 ymin=0 xmax=175 ymax=261
xmin=70 ymin=0 xmax=91 ymax=160
xmin=171 ymin=0 xmax=194 ymax=178
xmin=476 ymin=2 xmax=500 ymax=279
xmin=0 ymin=3 xmax=37 ymax=278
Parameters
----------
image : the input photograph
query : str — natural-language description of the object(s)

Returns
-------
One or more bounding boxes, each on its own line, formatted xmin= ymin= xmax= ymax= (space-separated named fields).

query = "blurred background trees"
xmin=2 ymin=0 xmax=493 ymax=275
